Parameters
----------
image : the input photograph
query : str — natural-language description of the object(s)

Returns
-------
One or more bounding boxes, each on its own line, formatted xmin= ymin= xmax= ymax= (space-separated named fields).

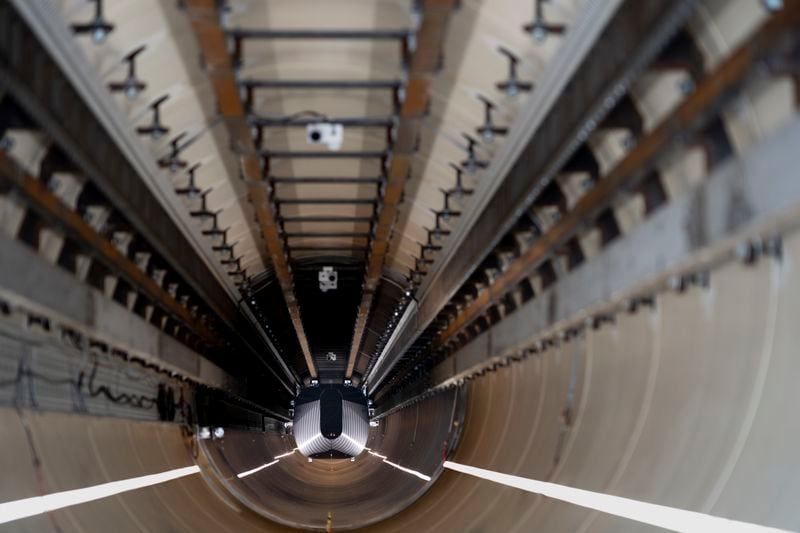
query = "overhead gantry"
xmin=2 ymin=1 xmax=800 ymax=532
xmin=345 ymin=0 xmax=458 ymax=381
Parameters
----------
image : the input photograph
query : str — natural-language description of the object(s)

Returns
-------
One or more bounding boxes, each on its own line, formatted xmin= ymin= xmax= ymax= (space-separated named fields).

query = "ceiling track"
xmin=376 ymin=2 xmax=800 ymax=404
xmin=431 ymin=6 xmax=800 ymax=351
xmin=228 ymin=28 xmax=412 ymax=41
xmin=0 ymin=3 xmax=301 ymax=396
xmin=250 ymin=115 xmax=396 ymax=128
xmin=345 ymin=0 xmax=458 ymax=380
xmin=241 ymin=79 xmax=403 ymax=90
xmin=183 ymin=0 xmax=317 ymax=379
xmin=285 ymin=232 xmax=372 ymax=239
xmin=280 ymin=215 xmax=374 ymax=224
xmin=261 ymin=150 xmax=388 ymax=160
xmin=269 ymin=176 xmax=385 ymax=185
xmin=367 ymin=0 xmax=694 ymax=393
xmin=381 ymin=115 xmax=800 ymax=417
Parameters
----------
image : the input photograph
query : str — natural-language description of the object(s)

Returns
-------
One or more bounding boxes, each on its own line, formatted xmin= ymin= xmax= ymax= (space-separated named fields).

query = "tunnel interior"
xmin=1 ymin=0 xmax=800 ymax=532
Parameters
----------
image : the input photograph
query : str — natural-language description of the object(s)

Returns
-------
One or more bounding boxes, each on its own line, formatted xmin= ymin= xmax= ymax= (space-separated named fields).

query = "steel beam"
xmin=5 ymin=3 xmax=298 ymax=393
xmin=242 ymin=79 xmax=402 ymax=90
xmin=367 ymin=0 xmax=694 ymax=391
xmin=0 ymin=2 xmax=241 ymax=337
xmin=0 ymin=150 xmax=219 ymax=346
xmin=229 ymin=28 xmax=411 ymax=40
xmin=432 ymin=5 xmax=800 ymax=354
xmin=289 ymin=246 xmax=368 ymax=252
xmin=275 ymin=198 xmax=376 ymax=205
xmin=250 ymin=116 xmax=395 ymax=128
xmin=269 ymin=176 xmax=384 ymax=184
xmin=280 ymin=215 xmax=373 ymax=224
xmin=345 ymin=0 xmax=458 ymax=379
xmin=378 ymin=114 xmax=800 ymax=413
xmin=184 ymin=0 xmax=318 ymax=378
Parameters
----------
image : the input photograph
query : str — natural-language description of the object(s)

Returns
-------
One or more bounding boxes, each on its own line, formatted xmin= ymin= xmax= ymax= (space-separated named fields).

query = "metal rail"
xmin=289 ymin=246 xmax=368 ymax=252
xmin=1 ymin=2 xmax=301 ymax=394
xmin=367 ymin=0 xmax=695 ymax=392
xmin=375 ymin=2 xmax=800 ymax=402
xmin=432 ymin=4 xmax=800 ymax=353
xmin=0 ymin=236 xmax=248 ymax=395
xmin=261 ymin=150 xmax=388 ymax=159
xmin=269 ymin=176 xmax=384 ymax=184
xmin=0 ymin=151 xmax=219 ymax=346
xmin=275 ymin=198 xmax=376 ymax=205
xmin=184 ymin=0 xmax=318 ymax=379
xmin=250 ymin=116 xmax=395 ymax=128
xmin=379 ymin=114 xmax=800 ymax=413
xmin=345 ymin=0 xmax=458 ymax=379
xmin=280 ymin=215 xmax=374 ymax=224
xmin=241 ymin=79 xmax=402 ymax=90
xmin=228 ymin=28 xmax=412 ymax=40
xmin=285 ymin=232 xmax=372 ymax=239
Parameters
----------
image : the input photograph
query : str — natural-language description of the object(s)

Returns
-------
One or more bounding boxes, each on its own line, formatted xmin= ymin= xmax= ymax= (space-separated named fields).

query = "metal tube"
xmin=289 ymin=246 xmax=368 ymax=252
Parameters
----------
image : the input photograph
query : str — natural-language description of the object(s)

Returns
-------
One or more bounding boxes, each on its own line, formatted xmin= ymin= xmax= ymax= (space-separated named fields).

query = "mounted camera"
xmin=306 ymin=122 xmax=343 ymax=151
xmin=318 ymin=266 xmax=338 ymax=292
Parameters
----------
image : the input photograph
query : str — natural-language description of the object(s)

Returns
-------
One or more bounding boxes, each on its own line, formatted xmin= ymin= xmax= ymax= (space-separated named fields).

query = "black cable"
xmin=0 ymin=360 xmax=161 ymax=412
xmin=274 ymin=109 xmax=329 ymax=124
xmin=82 ymin=360 xmax=158 ymax=410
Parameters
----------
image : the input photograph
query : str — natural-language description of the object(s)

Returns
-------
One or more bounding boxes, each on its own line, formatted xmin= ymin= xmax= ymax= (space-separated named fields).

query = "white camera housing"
xmin=318 ymin=266 xmax=338 ymax=292
xmin=306 ymin=122 xmax=343 ymax=151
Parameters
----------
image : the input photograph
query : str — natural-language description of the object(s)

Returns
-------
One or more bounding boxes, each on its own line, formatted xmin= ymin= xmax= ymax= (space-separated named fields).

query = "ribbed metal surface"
xmin=294 ymin=397 xmax=368 ymax=457
xmin=339 ymin=399 xmax=368 ymax=455
xmin=294 ymin=400 xmax=329 ymax=456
